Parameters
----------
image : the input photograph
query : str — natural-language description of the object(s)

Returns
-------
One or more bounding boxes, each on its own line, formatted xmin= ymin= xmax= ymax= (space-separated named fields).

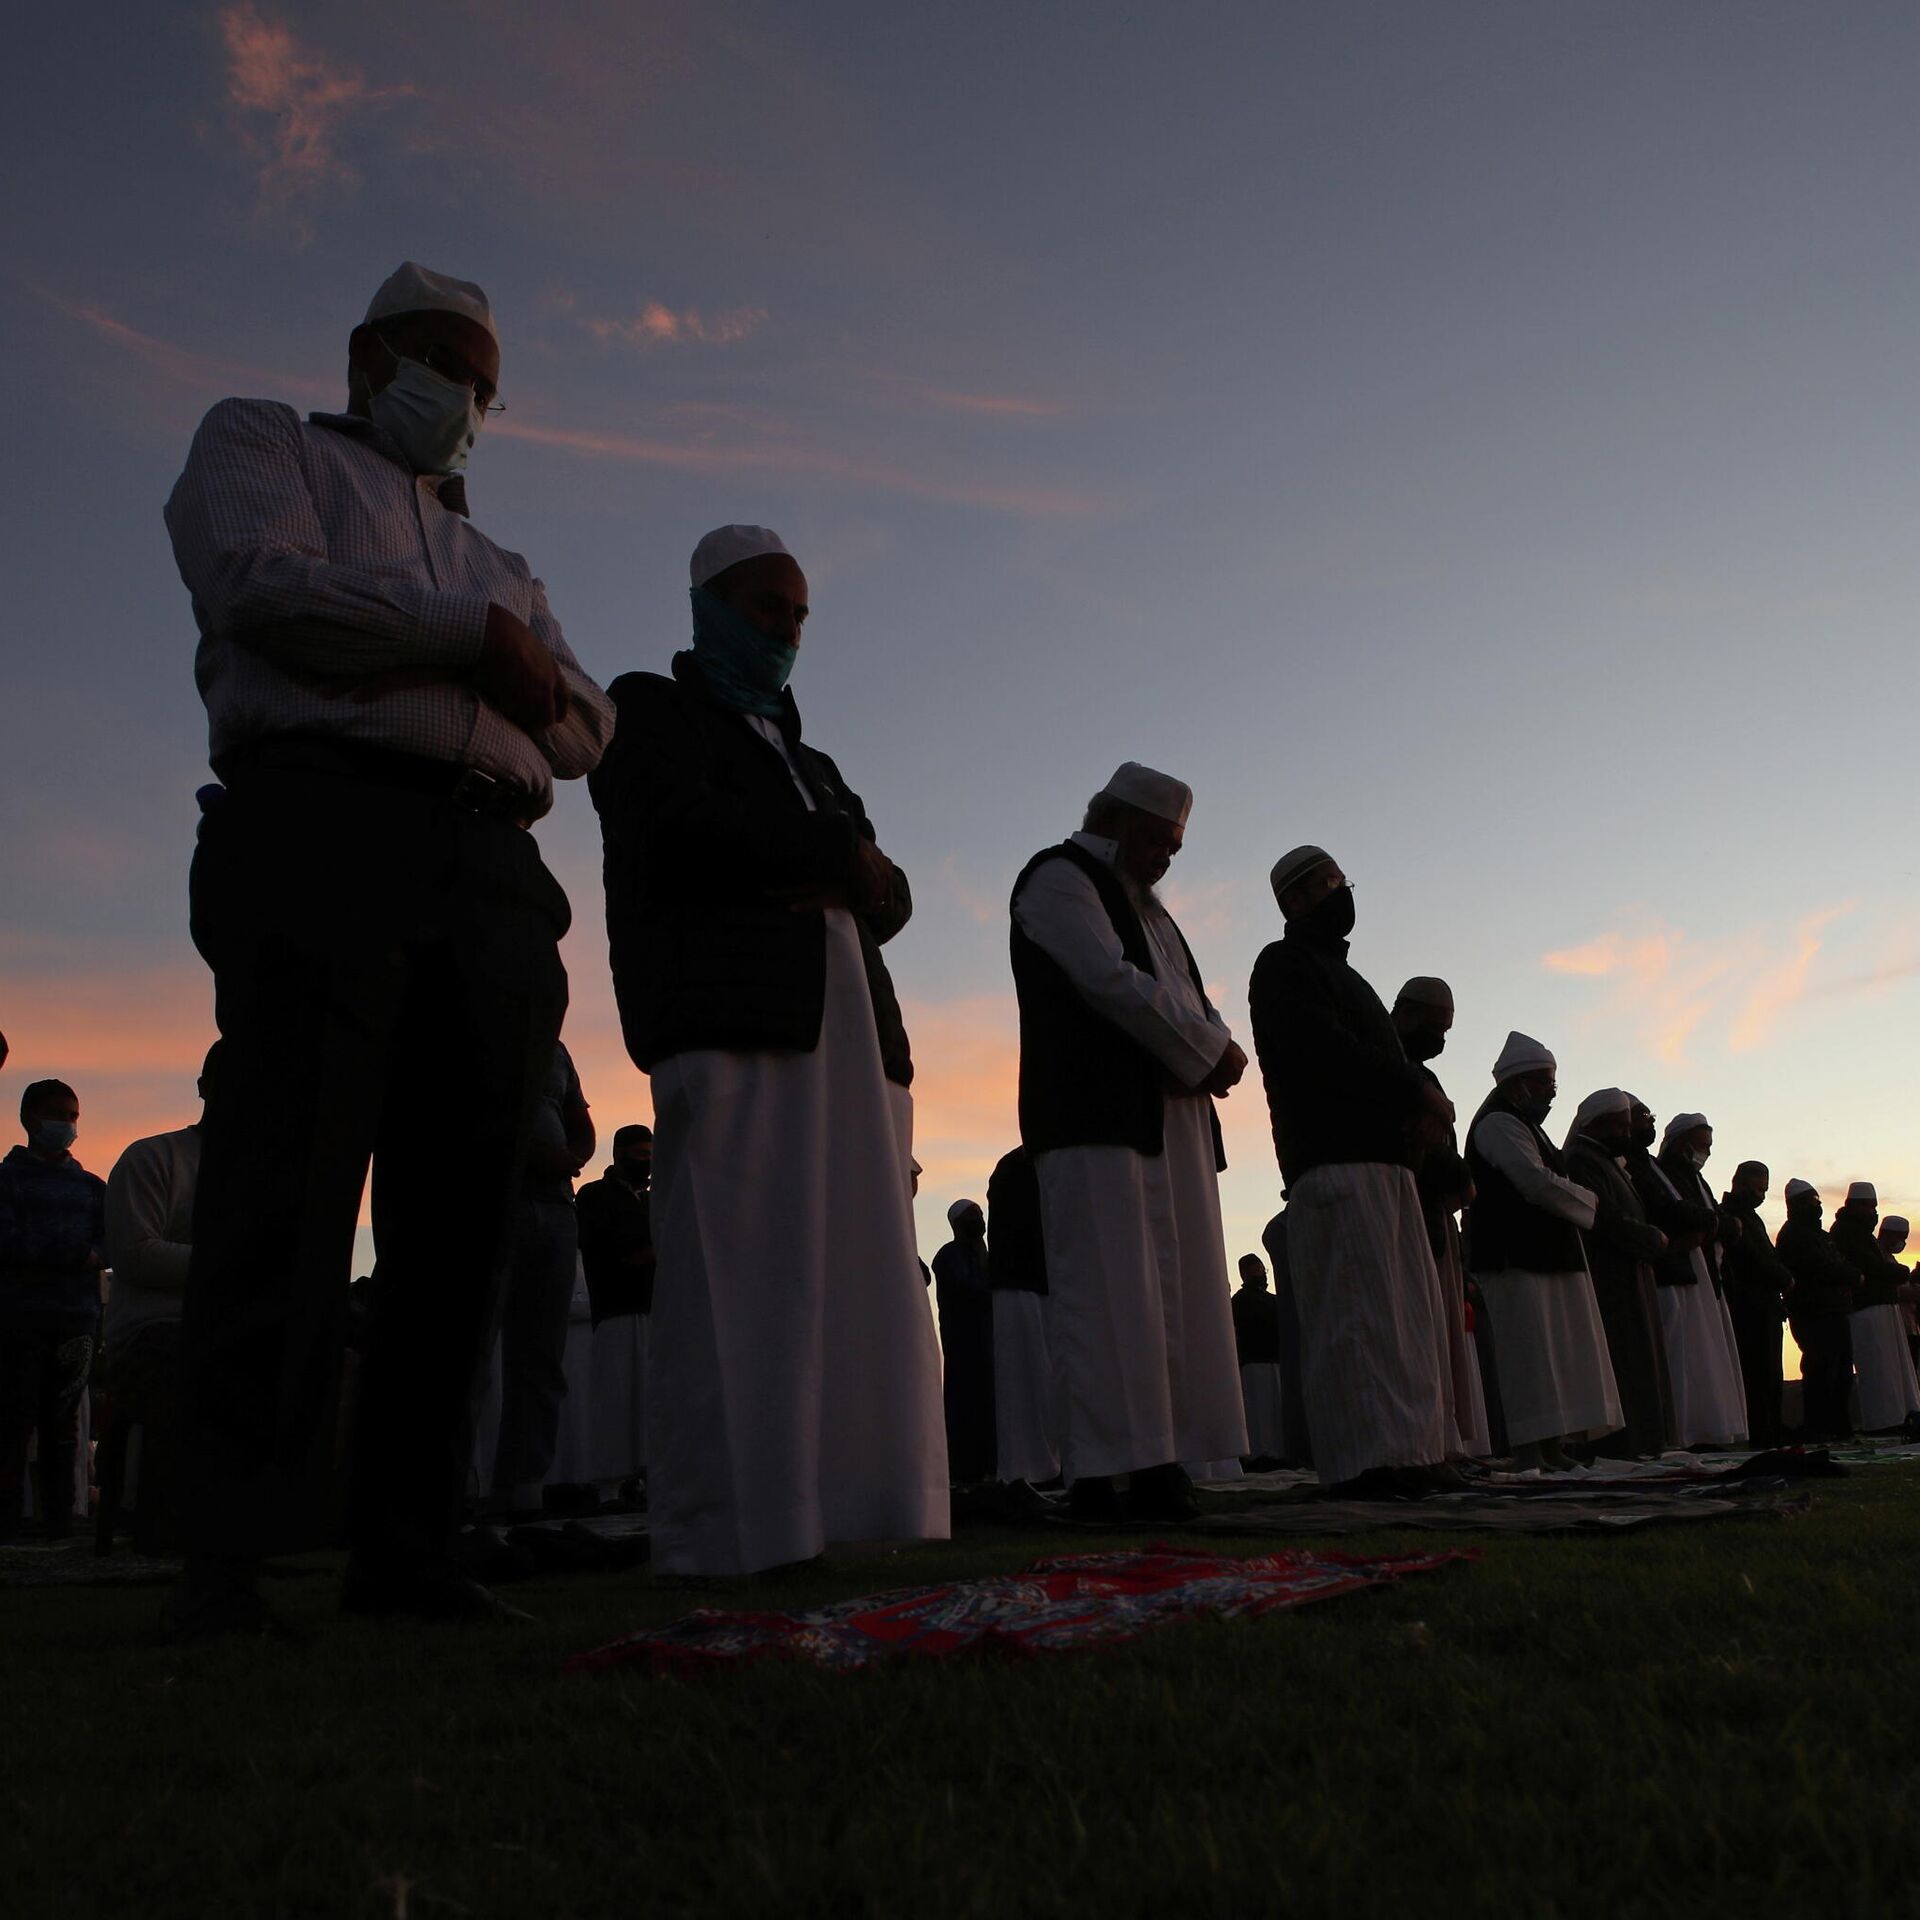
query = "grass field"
xmin=7 ymin=1471 xmax=1919 ymax=1919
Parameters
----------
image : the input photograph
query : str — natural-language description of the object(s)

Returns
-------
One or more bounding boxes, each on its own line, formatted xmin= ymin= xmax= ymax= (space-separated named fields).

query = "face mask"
xmin=1687 ymin=1149 xmax=1709 ymax=1171
xmin=1299 ymin=885 xmax=1356 ymax=941
xmin=1511 ymin=1094 xmax=1553 ymax=1126
xmin=1403 ymin=1026 xmax=1447 ymax=1062
xmin=31 ymin=1120 xmax=76 ymax=1152
xmin=1630 ymin=1120 xmax=1655 ymax=1150
xmin=690 ymin=586 xmax=798 ymax=717
xmin=370 ymin=356 xmax=483 ymax=474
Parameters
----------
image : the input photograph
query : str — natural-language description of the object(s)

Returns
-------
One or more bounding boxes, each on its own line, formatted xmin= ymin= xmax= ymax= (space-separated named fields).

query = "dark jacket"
xmin=574 ymin=1170 xmax=654 ymax=1323
xmin=1627 ymin=1149 xmax=1716 ymax=1288
xmin=1463 ymin=1094 xmax=1588 ymax=1276
xmin=1775 ymin=1213 xmax=1860 ymax=1318
xmin=1411 ymin=1063 xmax=1471 ymax=1262
xmin=985 ymin=1146 xmax=1047 ymax=1296
xmin=1831 ymin=1214 xmax=1903 ymax=1309
xmin=1246 ymin=923 xmax=1427 ymax=1185
xmin=1718 ymin=1192 xmax=1793 ymax=1320
xmin=1567 ymin=1137 xmax=1667 ymax=1284
xmin=1657 ymin=1149 xmax=1729 ymax=1294
xmin=590 ymin=654 xmax=913 ymax=1082
xmin=1232 ymin=1285 xmax=1281 ymax=1366
xmin=0 ymin=1146 xmax=107 ymax=1334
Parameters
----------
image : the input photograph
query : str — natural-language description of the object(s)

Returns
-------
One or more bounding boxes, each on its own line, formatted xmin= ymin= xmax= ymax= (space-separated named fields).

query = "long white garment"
xmin=1288 ymin=1161 xmax=1454 ymax=1483
xmin=1434 ymin=1222 xmax=1492 ymax=1458
xmin=588 ymin=1313 xmax=648 ymax=1484
xmin=648 ymin=905 xmax=949 ymax=1576
xmin=990 ymin=1289 xmax=1060 ymax=1483
xmin=1469 ymin=1112 xmax=1620 ymax=1446
xmin=1850 ymin=1303 xmax=1920 ymax=1430
xmin=1018 ymin=834 xmax=1246 ymax=1482
xmin=1644 ymin=1159 xmax=1748 ymax=1445
xmin=1240 ymin=1363 xmax=1287 ymax=1456
xmin=545 ymin=1267 xmax=597 ymax=1484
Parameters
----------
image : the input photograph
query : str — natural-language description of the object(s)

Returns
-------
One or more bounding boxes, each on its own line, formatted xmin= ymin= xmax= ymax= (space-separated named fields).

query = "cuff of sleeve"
xmin=416 ymin=590 xmax=493 ymax=667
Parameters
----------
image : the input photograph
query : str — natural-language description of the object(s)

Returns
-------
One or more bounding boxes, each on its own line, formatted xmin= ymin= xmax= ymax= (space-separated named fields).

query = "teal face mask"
xmin=370 ymin=358 xmax=482 ymax=475
xmin=689 ymin=586 xmax=797 ymax=717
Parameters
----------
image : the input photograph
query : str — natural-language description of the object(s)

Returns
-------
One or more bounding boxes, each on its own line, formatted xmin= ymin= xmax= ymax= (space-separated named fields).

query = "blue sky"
xmin=6 ymin=2 xmax=1920 ymax=1292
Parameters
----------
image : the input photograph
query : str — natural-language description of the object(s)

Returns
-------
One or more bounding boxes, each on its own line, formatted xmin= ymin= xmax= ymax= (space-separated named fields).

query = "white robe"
xmin=1017 ymin=834 xmax=1247 ymax=1482
xmin=1646 ymin=1160 xmax=1748 ymax=1446
xmin=1470 ymin=1112 xmax=1622 ymax=1447
xmin=646 ymin=719 xmax=946 ymax=1574
xmin=1239 ymin=1363 xmax=1288 ymax=1458
xmin=588 ymin=1313 xmax=648 ymax=1485
xmin=1850 ymin=1303 xmax=1920 ymax=1431
xmin=990 ymin=1288 xmax=1060 ymax=1484
xmin=1289 ymin=1160 xmax=1456 ymax=1481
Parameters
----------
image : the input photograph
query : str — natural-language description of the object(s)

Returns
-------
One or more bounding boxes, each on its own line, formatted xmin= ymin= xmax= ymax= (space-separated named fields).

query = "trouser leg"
xmin=0 ymin=1328 xmax=49 ymax=1537
xmin=35 ymin=1334 xmax=93 ymax=1534
xmin=490 ymin=1200 xmax=580 ymax=1497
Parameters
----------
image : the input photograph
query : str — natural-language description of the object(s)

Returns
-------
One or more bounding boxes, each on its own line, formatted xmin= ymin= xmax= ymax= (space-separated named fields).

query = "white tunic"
xmin=644 ymin=715 xmax=948 ymax=1576
xmin=1645 ymin=1159 xmax=1749 ymax=1446
xmin=1470 ymin=1112 xmax=1622 ymax=1447
xmin=990 ymin=1288 xmax=1060 ymax=1484
xmin=1017 ymin=834 xmax=1247 ymax=1481
xmin=588 ymin=1313 xmax=648 ymax=1485
xmin=1850 ymin=1303 xmax=1920 ymax=1431
xmin=1239 ymin=1363 xmax=1288 ymax=1457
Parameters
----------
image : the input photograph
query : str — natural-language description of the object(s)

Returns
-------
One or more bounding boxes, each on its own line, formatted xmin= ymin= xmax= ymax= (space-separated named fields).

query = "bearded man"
xmin=1009 ymin=764 xmax=1248 ymax=1522
xmin=1775 ymin=1180 xmax=1858 ymax=1439
xmin=1830 ymin=1182 xmax=1920 ymax=1433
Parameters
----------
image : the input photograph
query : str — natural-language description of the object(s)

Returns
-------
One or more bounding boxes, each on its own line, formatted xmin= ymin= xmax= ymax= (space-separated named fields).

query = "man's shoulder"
xmin=194 ymin=396 xmax=307 ymax=443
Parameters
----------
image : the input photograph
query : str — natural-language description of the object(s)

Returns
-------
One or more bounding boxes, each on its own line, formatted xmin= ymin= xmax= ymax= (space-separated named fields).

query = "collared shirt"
xmin=164 ymin=398 xmax=614 ymax=818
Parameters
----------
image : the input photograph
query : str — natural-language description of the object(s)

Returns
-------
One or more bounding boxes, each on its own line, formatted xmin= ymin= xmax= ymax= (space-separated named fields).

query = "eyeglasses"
xmin=381 ymin=331 xmax=505 ymax=414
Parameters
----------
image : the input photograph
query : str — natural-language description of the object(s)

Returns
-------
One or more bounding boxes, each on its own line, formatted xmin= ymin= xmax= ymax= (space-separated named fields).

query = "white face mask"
xmin=370 ymin=357 xmax=482 ymax=475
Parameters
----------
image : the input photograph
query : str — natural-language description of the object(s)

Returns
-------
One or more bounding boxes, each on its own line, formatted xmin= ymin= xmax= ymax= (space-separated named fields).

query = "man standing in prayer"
xmin=1719 ymin=1160 xmax=1796 ymax=1448
xmin=1389 ymin=976 xmax=1491 ymax=1460
xmin=573 ymin=1124 xmax=656 ymax=1500
xmin=1880 ymin=1215 xmax=1920 ymax=1372
xmin=1563 ymin=1089 xmax=1675 ymax=1458
xmin=1651 ymin=1115 xmax=1748 ymax=1447
xmin=1776 ymin=1180 xmax=1857 ymax=1440
xmin=933 ymin=1201 xmax=998 ymax=1484
xmin=984 ymin=1145 xmax=1060 ymax=1489
xmin=1247 ymin=847 xmax=1459 ymax=1496
xmin=1009 ymin=764 xmax=1248 ymax=1522
xmin=1830 ymin=1183 xmax=1920 ymax=1433
xmin=1464 ymin=1035 xmax=1620 ymax=1469
xmin=1232 ymin=1255 xmax=1287 ymax=1468
xmin=162 ymin=262 xmax=613 ymax=1634
xmin=590 ymin=525 xmax=945 ymax=1577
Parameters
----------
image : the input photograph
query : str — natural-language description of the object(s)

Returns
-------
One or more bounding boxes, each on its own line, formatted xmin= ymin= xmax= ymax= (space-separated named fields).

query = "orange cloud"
xmin=1542 ymin=902 xmax=1858 ymax=1062
xmin=917 ymin=387 xmax=1069 ymax=420
xmin=585 ymin=303 xmax=768 ymax=349
xmin=900 ymin=993 xmax=1021 ymax=1193
xmin=218 ymin=3 xmax=414 ymax=233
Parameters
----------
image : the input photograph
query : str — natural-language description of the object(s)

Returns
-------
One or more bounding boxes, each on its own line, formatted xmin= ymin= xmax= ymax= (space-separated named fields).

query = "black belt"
xmin=214 ymin=737 xmax=538 ymax=825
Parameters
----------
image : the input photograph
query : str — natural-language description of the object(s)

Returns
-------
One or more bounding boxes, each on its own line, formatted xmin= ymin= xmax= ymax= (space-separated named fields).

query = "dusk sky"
xmin=8 ymin=2 xmax=1920 ymax=1308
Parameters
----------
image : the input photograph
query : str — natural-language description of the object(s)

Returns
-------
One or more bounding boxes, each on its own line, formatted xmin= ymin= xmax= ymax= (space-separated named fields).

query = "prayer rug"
xmin=567 ymin=1544 xmax=1471 ymax=1675
xmin=1199 ymin=1486 xmax=1809 ymax=1538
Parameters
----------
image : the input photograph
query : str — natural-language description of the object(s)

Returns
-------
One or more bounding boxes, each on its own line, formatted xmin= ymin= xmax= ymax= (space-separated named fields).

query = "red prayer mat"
xmin=566 ymin=1544 xmax=1473 ymax=1675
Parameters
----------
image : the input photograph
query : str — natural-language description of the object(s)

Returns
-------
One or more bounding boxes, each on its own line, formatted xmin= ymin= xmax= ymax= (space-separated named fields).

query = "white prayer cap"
xmin=1882 ymin=1215 xmax=1910 ymax=1235
xmin=947 ymin=1198 xmax=981 ymax=1226
xmin=1847 ymin=1180 xmax=1878 ymax=1205
xmin=1100 ymin=762 xmax=1191 ymax=827
xmin=365 ymin=262 xmax=496 ymax=344
xmin=1662 ymin=1112 xmax=1710 ymax=1147
xmin=1783 ymin=1178 xmax=1819 ymax=1202
xmin=1491 ymin=1031 xmax=1555 ymax=1083
xmin=1570 ymin=1088 xmax=1630 ymax=1131
xmin=1395 ymin=976 xmax=1454 ymax=1013
xmin=690 ymin=524 xmax=793 ymax=589
xmin=1269 ymin=845 xmax=1334 ymax=905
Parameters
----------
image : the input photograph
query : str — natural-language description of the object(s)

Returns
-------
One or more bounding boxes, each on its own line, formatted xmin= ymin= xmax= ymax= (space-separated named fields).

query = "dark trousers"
xmin=1730 ymin=1298 xmax=1785 ymax=1448
xmin=182 ymin=766 xmax=569 ymax=1572
xmin=0 ymin=1324 xmax=94 ymax=1536
xmin=1592 ymin=1265 xmax=1676 ymax=1459
xmin=1791 ymin=1311 xmax=1854 ymax=1440
xmin=489 ymin=1198 xmax=581 ymax=1496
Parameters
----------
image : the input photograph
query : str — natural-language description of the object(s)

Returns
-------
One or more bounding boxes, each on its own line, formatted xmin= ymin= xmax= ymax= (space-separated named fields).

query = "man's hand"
xmin=1420 ymin=1080 xmax=1456 ymax=1127
xmin=474 ymin=603 xmax=570 ymax=735
xmin=1200 ymin=1040 xmax=1248 ymax=1099
xmin=1651 ymin=1230 xmax=1669 ymax=1256
xmin=852 ymin=840 xmax=895 ymax=914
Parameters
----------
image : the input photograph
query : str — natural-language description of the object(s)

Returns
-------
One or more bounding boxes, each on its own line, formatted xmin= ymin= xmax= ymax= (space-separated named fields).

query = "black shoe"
xmin=1067 ymin=1476 xmax=1127 ymax=1523
xmin=161 ymin=1561 xmax=301 ymax=1644
xmin=1322 ymin=1465 xmax=1435 ymax=1501
xmin=1127 ymin=1462 xmax=1200 ymax=1523
xmin=340 ymin=1564 xmax=536 ymax=1625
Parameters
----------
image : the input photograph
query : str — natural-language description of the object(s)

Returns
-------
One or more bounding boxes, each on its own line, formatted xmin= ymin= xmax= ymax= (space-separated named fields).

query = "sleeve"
xmin=1013 ymin=858 xmax=1229 ymax=1088
xmin=592 ymin=679 xmax=862 ymax=894
xmin=1247 ymin=946 xmax=1428 ymax=1119
xmin=524 ymin=575 xmax=616 ymax=781
xmin=163 ymin=399 xmax=491 ymax=676
xmin=813 ymin=750 xmax=911 ymax=947
xmin=1574 ymin=1156 xmax=1665 ymax=1261
xmin=1473 ymin=1114 xmax=1598 ymax=1229
xmin=104 ymin=1144 xmax=193 ymax=1292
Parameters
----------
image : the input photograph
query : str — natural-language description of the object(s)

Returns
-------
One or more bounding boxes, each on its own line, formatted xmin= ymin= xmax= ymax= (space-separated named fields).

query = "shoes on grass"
xmin=340 ymin=1564 xmax=536 ymax=1625
xmin=1127 ymin=1463 xmax=1200 ymax=1523
xmin=160 ymin=1566 xmax=303 ymax=1644
xmin=1067 ymin=1477 xmax=1127 ymax=1523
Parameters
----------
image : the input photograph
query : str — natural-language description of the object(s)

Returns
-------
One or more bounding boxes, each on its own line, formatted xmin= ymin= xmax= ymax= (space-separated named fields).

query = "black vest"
xmin=1464 ymin=1093 xmax=1586 ymax=1275
xmin=1010 ymin=840 xmax=1222 ymax=1166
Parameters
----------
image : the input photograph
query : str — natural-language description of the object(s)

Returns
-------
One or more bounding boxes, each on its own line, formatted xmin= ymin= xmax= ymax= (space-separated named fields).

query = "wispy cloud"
xmin=1542 ymin=902 xmax=1858 ymax=1061
xmin=217 ymin=3 xmax=415 ymax=235
xmin=39 ymin=290 xmax=334 ymax=405
xmin=900 ymin=993 xmax=1020 ymax=1194
xmin=584 ymin=302 xmax=768 ymax=349
xmin=864 ymin=371 xmax=1073 ymax=421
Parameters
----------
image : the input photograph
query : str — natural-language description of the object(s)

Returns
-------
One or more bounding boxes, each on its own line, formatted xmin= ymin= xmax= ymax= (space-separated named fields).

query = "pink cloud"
xmin=585 ymin=302 xmax=769 ymax=349
xmin=217 ymin=3 xmax=415 ymax=233
xmin=916 ymin=387 xmax=1069 ymax=420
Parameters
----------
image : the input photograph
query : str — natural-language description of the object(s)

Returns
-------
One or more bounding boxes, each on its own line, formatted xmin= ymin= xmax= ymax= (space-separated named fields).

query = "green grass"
xmin=7 ymin=1473 xmax=1920 ymax=1918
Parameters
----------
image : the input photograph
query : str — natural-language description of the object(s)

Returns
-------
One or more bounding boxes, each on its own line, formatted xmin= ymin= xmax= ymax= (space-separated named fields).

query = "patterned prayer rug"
xmin=567 ymin=1544 xmax=1472 ymax=1675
